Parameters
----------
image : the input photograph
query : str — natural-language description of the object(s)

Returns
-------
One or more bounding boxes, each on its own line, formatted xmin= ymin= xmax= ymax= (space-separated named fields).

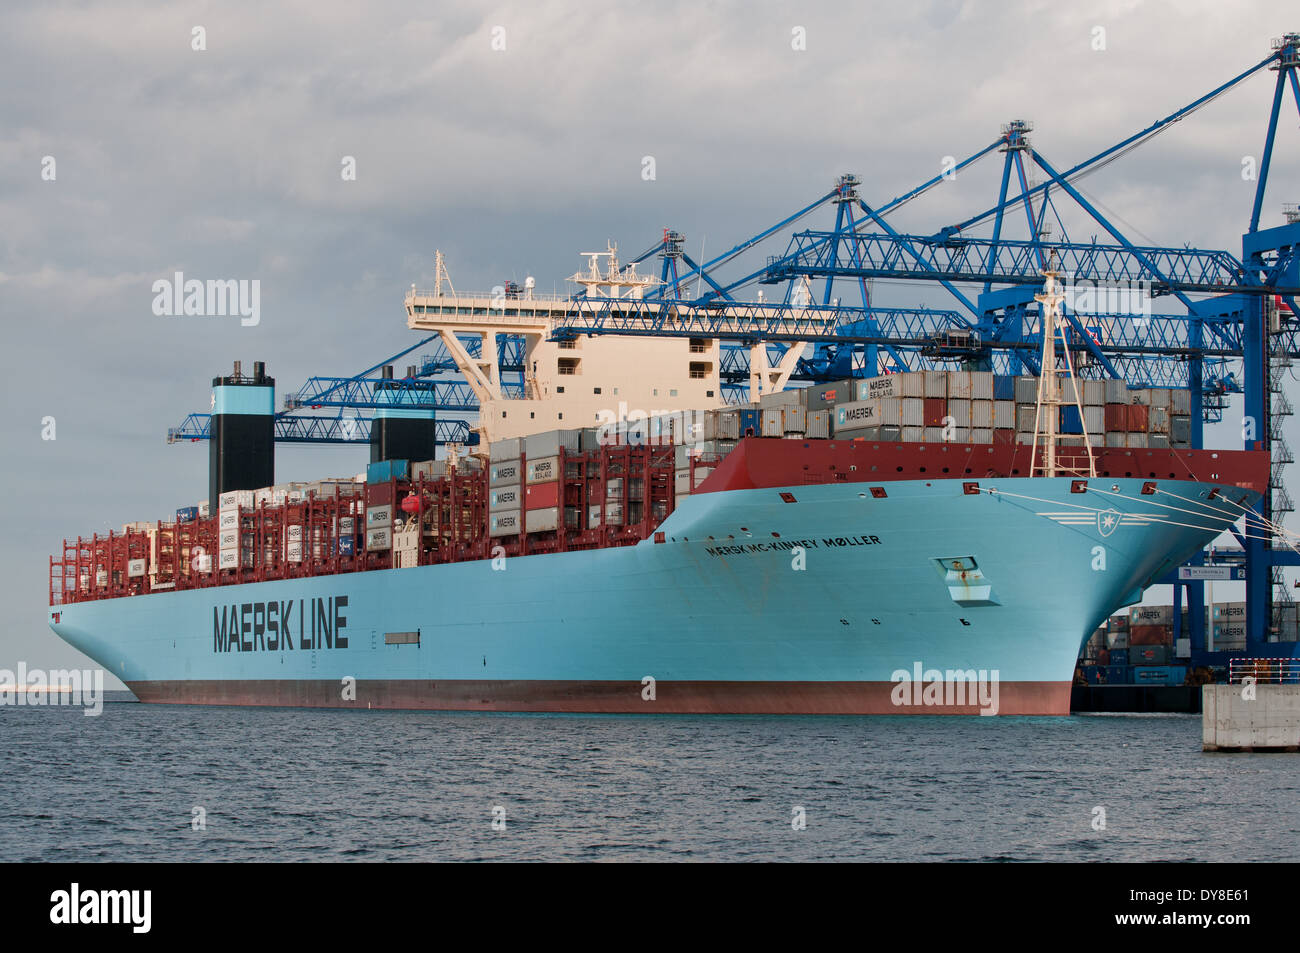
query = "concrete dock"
xmin=1203 ymin=683 xmax=1300 ymax=752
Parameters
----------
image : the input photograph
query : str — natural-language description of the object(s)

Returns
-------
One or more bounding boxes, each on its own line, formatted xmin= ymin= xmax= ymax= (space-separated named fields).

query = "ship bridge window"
xmin=558 ymin=358 xmax=579 ymax=376
xmin=689 ymin=362 xmax=711 ymax=379
xmin=689 ymin=338 xmax=710 ymax=353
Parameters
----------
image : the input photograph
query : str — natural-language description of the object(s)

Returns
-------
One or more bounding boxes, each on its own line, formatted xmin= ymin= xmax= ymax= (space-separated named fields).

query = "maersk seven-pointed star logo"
xmin=1097 ymin=508 xmax=1121 ymax=537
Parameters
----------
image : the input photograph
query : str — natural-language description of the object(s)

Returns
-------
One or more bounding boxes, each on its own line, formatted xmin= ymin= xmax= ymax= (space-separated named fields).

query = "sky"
xmin=2 ymin=0 xmax=1298 ymax=685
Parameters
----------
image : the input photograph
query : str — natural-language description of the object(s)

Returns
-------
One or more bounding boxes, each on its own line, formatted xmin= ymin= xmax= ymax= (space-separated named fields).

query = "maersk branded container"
xmin=365 ymin=526 xmax=392 ymax=551
xmin=857 ymin=376 xmax=903 ymax=402
xmin=835 ymin=400 xmax=882 ymax=431
xmin=1131 ymin=604 xmax=1174 ymax=625
xmin=488 ymin=511 xmax=521 ymax=538
xmin=490 ymin=487 xmax=522 ymax=511
xmin=1213 ymin=602 xmax=1246 ymax=622
xmin=489 ymin=460 xmax=521 ymax=487
xmin=526 ymin=456 xmax=560 ymax=484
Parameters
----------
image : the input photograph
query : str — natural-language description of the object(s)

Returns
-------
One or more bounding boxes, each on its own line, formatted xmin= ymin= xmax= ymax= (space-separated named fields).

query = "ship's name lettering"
xmin=213 ymin=596 xmax=348 ymax=653
xmin=704 ymin=535 xmax=880 ymax=557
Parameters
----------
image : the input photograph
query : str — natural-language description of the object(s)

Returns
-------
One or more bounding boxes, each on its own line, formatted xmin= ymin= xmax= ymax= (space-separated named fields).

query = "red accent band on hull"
xmin=698 ymin=438 xmax=1271 ymax=496
xmin=127 ymin=679 xmax=1072 ymax=715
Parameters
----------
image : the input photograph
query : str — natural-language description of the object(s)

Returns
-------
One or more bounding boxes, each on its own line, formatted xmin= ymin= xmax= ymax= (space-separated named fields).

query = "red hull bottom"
xmin=127 ymin=679 xmax=1072 ymax=715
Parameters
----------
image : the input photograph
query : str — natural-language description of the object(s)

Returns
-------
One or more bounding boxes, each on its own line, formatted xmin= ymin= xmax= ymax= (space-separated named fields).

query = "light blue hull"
xmin=49 ymin=476 xmax=1252 ymax=713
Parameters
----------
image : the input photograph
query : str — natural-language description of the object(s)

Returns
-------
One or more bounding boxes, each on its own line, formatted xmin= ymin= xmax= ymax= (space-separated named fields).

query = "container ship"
xmin=47 ymin=257 xmax=1270 ymax=715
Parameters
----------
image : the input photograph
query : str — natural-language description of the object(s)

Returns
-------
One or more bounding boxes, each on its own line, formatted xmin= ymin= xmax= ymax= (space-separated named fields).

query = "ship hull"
xmin=49 ymin=474 xmax=1259 ymax=715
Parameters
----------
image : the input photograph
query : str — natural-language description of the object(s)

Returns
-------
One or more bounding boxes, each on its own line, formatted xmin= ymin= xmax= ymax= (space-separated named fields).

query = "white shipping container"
xmin=1105 ymin=379 xmax=1129 ymax=404
xmin=198 ymin=501 xmax=210 ymax=519
xmin=1083 ymin=380 xmax=1106 ymax=406
xmin=952 ymin=427 xmax=970 ymax=443
xmin=1149 ymin=407 xmax=1170 ymax=434
xmin=366 ymin=505 xmax=392 ymax=529
xmin=674 ymin=474 xmax=692 ymax=495
xmin=783 ymin=406 xmax=807 ymax=433
xmin=218 ymin=510 xmax=239 ymax=531
xmin=806 ymin=409 xmax=830 ymax=439
xmin=366 ymin=527 xmax=392 ymax=551
xmin=1016 ymin=405 xmax=1038 ymax=433
xmin=219 ymin=550 xmax=240 ymax=570
xmin=924 ymin=427 xmax=946 ymax=442
xmin=192 ymin=553 xmax=212 ymax=573
xmin=525 ymin=429 xmax=580 ymax=459
xmin=923 ymin=370 xmax=948 ymax=398
xmin=762 ymin=409 xmax=783 ymax=437
xmin=970 ymin=400 xmax=993 ymax=428
xmin=219 ymin=529 xmax=239 ymax=549
xmin=338 ymin=517 xmax=354 ymax=534
xmin=901 ymin=426 xmax=924 ymax=442
xmin=969 ymin=372 xmax=994 ymax=400
xmin=900 ymin=398 xmax=925 ymax=427
xmin=526 ymin=456 xmax=560 ymax=484
xmin=1016 ymin=432 xmax=1035 ymax=445
xmin=525 ymin=506 xmax=560 ymax=533
xmin=898 ymin=372 xmax=925 ymax=397
xmin=1142 ymin=388 xmax=1172 ymax=408
xmin=947 ymin=372 xmax=972 ymax=399
xmin=286 ymin=541 xmax=303 ymax=563
xmin=127 ymin=558 xmax=146 ymax=578
xmin=971 ymin=428 xmax=993 ymax=443
xmin=288 ymin=525 xmax=303 ymax=542
xmin=218 ymin=490 xmax=254 ymax=509
xmin=1126 ymin=432 xmax=1148 ymax=448
xmin=1105 ymin=431 xmax=1126 ymax=447
xmin=1171 ymin=388 xmax=1192 ymax=414
xmin=993 ymin=401 xmax=1015 ymax=429
xmin=1084 ymin=406 xmax=1104 ymax=434
xmin=490 ymin=487 xmax=522 ymax=510
xmin=489 ymin=438 xmax=521 ymax=463
xmin=947 ymin=399 xmax=971 ymax=426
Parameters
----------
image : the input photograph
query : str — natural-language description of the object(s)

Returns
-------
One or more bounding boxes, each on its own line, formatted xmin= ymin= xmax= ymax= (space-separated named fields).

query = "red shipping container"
xmin=1127 ymin=403 xmax=1149 ymax=433
xmin=924 ymin=398 xmax=947 ymax=427
xmin=1104 ymin=404 xmax=1127 ymax=433
xmin=365 ymin=483 xmax=395 ymax=506
xmin=992 ymin=428 xmax=1016 ymax=446
xmin=1128 ymin=624 xmax=1171 ymax=646
xmin=525 ymin=482 xmax=559 ymax=510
